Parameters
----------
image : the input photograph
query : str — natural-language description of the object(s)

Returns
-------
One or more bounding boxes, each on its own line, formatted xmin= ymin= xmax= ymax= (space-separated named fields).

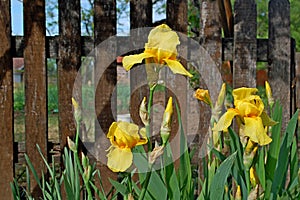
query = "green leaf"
xmin=109 ymin=178 xmax=128 ymax=196
xmin=133 ymin=146 xmax=167 ymax=199
xmin=289 ymin=137 xmax=298 ymax=189
xmin=211 ymin=147 xmax=226 ymax=162
xmin=266 ymin=101 xmax=282 ymax=179
xmin=163 ymin=144 xmax=180 ymax=200
xmin=24 ymin=154 xmax=41 ymax=188
xmin=270 ymin=109 xmax=299 ymax=198
xmin=176 ymin=102 xmax=193 ymax=199
xmin=256 ymin=147 xmax=266 ymax=189
xmin=209 ymin=152 xmax=237 ymax=200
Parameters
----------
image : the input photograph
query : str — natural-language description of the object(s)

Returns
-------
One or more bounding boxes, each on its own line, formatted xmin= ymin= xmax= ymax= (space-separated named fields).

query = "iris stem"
xmin=146 ymin=84 xmax=157 ymax=151
xmin=139 ymin=84 xmax=156 ymax=200
xmin=138 ymin=164 xmax=153 ymax=200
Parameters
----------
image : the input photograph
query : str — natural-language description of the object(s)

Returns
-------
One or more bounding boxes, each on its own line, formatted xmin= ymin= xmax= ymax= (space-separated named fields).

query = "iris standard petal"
xmin=107 ymin=146 xmax=133 ymax=172
xmin=212 ymin=108 xmax=239 ymax=131
xmin=243 ymin=117 xmax=272 ymax=145
xmin=122 ymin=52 xmax=154 ymax=71
xmin=163 ymin=59 xmax=193 ymax=77
xmin=232 ymin=88 xmax=258 ymax=105
xmin=146 ymin=24 xmax=180 ymax=55
xmin=236 ymin=101 xmax=262 ymax=117
xmin=114 ymin=122 xmax=140 ymax=148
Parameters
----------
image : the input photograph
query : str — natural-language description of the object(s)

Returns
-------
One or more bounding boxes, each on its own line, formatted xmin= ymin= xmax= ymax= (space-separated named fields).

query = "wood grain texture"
xmin=129 ymin=0 xmax=152 ymax=133
xmin=23 ymin=0 xmax=47 ymax=197
xmin=58 ymin=0 xmax=81 ymax=150
xmin=0 ymin=0 xmax=14 ymax=198
xmin=268 ymin=0 xmax=291 ymax=130
xmin=233 ymin=0 xmax=257 ymax=88
xmin=166 ymin=0 xmax=188 ymax=165
xmin=94 ymin=0 xmax=117 ymax=195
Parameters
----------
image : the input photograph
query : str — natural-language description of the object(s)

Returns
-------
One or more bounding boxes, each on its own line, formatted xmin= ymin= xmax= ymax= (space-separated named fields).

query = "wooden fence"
xmin=0 ymin=0 xmax=298 ymax=199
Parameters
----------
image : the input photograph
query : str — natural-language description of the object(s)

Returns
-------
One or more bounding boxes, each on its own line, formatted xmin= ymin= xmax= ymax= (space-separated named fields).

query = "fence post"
xmin=268 ymin=0 xmax=291 ymax=129
xmin=58 ymin=0 xmax=81 ymax=151
xmin=0 ymin=0 xmax=14 ymax=198
xmin=94 ymin=0 xmax=117 ymax=195
xmin=166 ymin=0 xmax=188 ymax=166
xmin=233 ymin=0 xmax=257 ymax=88
xmin=24 ymin=0 xmax=47 ymax=197
xmin=129 ymin=0 xmax=152 ymax=131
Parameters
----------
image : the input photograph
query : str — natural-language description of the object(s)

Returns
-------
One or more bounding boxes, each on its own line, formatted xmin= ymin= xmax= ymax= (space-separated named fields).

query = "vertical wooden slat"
xmin=0 ymin=0 xmax=14 ymax=198
xmin=94 ymin=0 xmax=117 ymax=195
xmin=58 ymin=0 xmax=81 ymax=149
xmin=24 ymin=0 xmax=47 ymax=197
xmin=198 ymin=0 xmax=222 ymax=191
xmin=129 ymin=0 xmax=152 ymax=131
xmin=233 ymin=0 xmax=257 ymax=88
xmin=199 ymin=0 xmax=222 ymax=140
xmin=268 ymin=0 xmax=291 ymax=129
xmin=166 ymin=0 xmax=188 ymax=162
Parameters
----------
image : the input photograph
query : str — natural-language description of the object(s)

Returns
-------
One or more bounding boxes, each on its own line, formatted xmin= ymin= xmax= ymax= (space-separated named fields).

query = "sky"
xmin=11 ymin=0 xmax=165 ymax=36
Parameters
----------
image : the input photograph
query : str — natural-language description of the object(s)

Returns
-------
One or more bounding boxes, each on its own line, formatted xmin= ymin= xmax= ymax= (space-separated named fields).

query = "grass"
xmin=14 ymin=83 xmax=59 ymax=142
xmin=13 ymin=82 xmax=130 ymax=143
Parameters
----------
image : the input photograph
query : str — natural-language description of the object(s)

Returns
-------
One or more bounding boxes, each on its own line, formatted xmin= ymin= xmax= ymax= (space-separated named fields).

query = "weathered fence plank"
xmin=24 ymin=0 xmax=47 ymax=197
xmin=0 ymin=0 xmax=14 ymax=198
xmin=166 ymin=0 xmax=188 ymax=163
xmin=268 ymin=0 xmax=291 ymax=129
xmin=129 ymin=0 xmax=152 ymax=129
xmin=198 ymin=0 xmax=222 ymax=191
xmin=233 ymin=0 xmax=257 ymax=88
xmin=94 ymin=0 xmax=117 ymax=195
xmin=58 ymin=0 xmax=81 ymax=149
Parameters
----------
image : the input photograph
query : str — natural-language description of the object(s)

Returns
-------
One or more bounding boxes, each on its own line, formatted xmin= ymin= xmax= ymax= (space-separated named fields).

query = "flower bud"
xmin=265 ymin=81 xmax=274 ymax=108
xmin=194 ymin=89 xmax=213 ymax=108
xmin=72 ymin=97 xmax=82 ymax=123
xmin=139 ymin=97 xmax=149 ymax=126
xmin=250 ymin=167 xmax=259 ymax=187
xmin=67 ymin=136 xmax=77 ymax=152
xmin=83 ymin=165 xmax=92 ymax=183
xmin=160 ymin=97 xmax=173 ymax=145
xmin=235 ymin=185 xmax=242 ymax=200
xmin=81 ymin=152 xmax=89 ymax=169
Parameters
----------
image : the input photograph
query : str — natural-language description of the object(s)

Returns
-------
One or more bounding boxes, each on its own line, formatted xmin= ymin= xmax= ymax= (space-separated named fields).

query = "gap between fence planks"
xmin=0 ymin=0 xmax=14 ymax=199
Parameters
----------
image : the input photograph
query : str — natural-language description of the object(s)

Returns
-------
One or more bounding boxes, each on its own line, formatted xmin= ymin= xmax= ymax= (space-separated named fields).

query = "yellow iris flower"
xmin=122 ymin=24 xmax=192 ymax=77
xmin=212 ymin=87 xmax=272 ymax=145
xmin=194 ymin=89 xmax=212 ymax=107
xmin=106 ymin=121 xmax=148 ymax=172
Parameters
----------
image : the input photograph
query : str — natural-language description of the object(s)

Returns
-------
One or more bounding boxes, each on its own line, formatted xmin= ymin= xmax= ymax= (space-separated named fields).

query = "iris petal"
xmin=107 ymin=147 xmax=133 ymax=172
xmin=212 ymin=108 xmax=239 ymax=131
xmin=243 ymin=117 xmax=272 ymax=145
xmin=232 ymin=88 xmax=258 ymax=105
xmin=122 ymin=52 xmax=154 ymax=71
xmin=163 ymin=59 xmax=193 ymax=77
